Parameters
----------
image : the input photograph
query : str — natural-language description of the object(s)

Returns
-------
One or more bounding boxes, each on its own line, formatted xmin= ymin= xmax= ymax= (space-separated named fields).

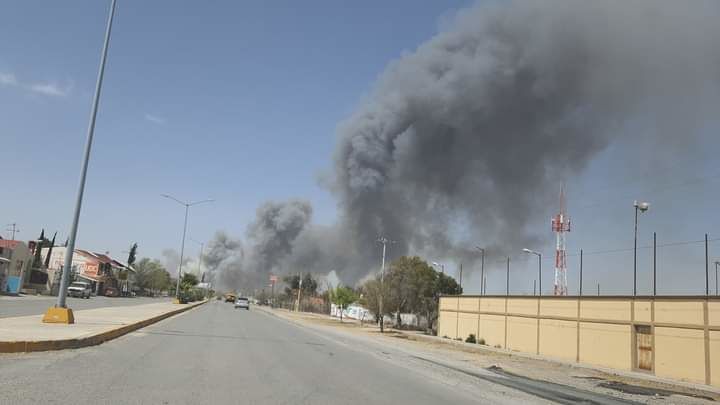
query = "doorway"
xmin=635 ymin=325 xmax=653 ymax=371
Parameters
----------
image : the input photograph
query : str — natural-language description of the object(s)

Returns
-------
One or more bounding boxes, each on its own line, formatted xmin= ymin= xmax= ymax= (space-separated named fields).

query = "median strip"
xmin=0 ymin=300 xmax=206 ymax=353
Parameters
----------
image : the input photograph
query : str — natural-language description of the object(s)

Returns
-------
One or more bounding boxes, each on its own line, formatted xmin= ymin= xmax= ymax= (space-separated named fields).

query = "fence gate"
xmin=635 ymin=325 xmax=653 ymax=371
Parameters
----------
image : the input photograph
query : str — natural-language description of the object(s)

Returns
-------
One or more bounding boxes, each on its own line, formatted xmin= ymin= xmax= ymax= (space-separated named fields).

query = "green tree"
xmin=127 ymin=243 xmax=138 ymax=267
xmin=329 ymin=285 xmax=358 ymax=322
xmin=359 ymin=278 xmax=387 ymax=324
xmin=134 ymin=258 xmax=170 ymax=296
xmin=181 ymin=273 xmax=199 ymax=288
xmin=361 ymin=256 xmax=462 ymax=334
xmin=282 ymin=273 xmax=319 ymax=296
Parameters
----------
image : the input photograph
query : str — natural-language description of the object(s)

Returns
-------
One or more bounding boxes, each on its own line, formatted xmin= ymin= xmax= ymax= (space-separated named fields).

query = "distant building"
xmin=0 ymin=240 xmax=32 ymax=294
xmin=41 ymin=247 xmax=134 ymax=296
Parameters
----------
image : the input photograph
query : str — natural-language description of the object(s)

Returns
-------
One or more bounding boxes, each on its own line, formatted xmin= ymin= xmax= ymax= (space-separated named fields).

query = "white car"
xmin=234 ymin=297 xmax=250 ymax=310
xmin=68 ymin=281 xmax=92 ymax=299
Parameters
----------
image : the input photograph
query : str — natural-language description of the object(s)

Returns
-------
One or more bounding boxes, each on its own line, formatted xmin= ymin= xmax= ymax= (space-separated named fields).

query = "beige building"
xmin=0 ymin=240 xmax=32 ymax=294
xmin=438 ymin=295 xmax=720 ymax=387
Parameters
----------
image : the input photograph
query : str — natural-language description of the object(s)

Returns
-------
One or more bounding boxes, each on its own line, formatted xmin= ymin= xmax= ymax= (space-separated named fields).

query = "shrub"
xmin=478 ymin=337 xmax=486 ymax=345
xmin=465 ymin=334 xmax=477 ymax=344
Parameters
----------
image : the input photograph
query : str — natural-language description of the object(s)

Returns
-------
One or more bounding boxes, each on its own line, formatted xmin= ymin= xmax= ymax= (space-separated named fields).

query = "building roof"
xmin=92 ymin=253 xmax=113 ymax=264
xmin=74 ymin=249 xmax=101 ymax=263
xmin=0 ymin=240 xmax=21 ymax=249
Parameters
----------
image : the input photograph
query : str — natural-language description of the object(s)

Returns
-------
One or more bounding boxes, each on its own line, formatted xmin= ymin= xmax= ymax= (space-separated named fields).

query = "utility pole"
xmin=476 ymin=247 xmax=485 ymax=296
xmin=378 ymin=237 xmax=394 ymax=333
xmin=579 ymin=249 xmax=583 ymax=296
xmin=5 ymin=223 xmax=19 ymax=240
xmin=653 ymin=232 xmax=657 ymax=296
xmin=44 ymin=0 xmax=117 ymax=325
xmin=296 ymin=273 xmax=303 ymax=312
xmin=506 ymin=256 xmax=510 ymax=296
xmin=633 ymin=200 xmax=650 ymax=296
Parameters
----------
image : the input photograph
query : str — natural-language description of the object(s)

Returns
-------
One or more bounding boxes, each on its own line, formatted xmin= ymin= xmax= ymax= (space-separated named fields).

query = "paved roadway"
xmin=0 ymin=295 xmax=171 ymax=318
xmin=0 ymin=300 xmax=647 ymax=404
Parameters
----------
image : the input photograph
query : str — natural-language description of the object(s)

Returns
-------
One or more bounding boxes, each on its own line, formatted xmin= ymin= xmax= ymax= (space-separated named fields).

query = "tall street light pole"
xmin=633 ymin=200 xmax=650 ymax=296
xmin=432 ymin=261 xmax=445 ymax=274
xmin=43 ymin=0 xmax=117 ymax=324
xmin=523 ymin=249 xmax=542 ymax=296
xmin=476 ymin=247 xmax=485 ymax=296
xmin=162 ymin=195 xmax=214 ymax=301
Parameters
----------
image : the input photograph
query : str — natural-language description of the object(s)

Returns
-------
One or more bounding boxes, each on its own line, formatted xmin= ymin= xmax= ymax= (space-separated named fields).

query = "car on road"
xmin=234 ymin=297 xmax=250 ymax=310
xmin=68 ymin=281 xmax=92 ymax=299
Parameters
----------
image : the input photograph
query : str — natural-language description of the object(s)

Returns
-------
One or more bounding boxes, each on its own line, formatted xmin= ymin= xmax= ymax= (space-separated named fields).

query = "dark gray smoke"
xmin=203 ymin=231 xmax=244 ymax=289
xmin=209 ymin=1 xmax=720 ymax=290
xmin=244 ymin=200 xmax=313 ymax=273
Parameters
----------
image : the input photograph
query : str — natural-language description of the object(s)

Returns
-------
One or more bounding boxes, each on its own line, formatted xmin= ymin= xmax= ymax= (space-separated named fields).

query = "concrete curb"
xmin=0 ymin=300 xmax=207 ymax=354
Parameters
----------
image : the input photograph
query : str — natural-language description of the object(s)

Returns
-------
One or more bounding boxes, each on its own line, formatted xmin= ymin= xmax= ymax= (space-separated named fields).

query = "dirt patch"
xmin=597 ymin=381 xmax=715 ymax=401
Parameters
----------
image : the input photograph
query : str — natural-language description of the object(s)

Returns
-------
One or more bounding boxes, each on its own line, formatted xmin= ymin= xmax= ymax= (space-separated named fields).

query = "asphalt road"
xmin=0 ymin=295 xmax=171 ymax=318
xmin=0 ymin=300 xmax=651 ymax=404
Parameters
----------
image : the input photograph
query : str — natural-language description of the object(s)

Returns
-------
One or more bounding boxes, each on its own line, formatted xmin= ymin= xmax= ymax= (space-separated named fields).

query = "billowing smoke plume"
xmin=161 ymin=249 xmax=191 ymax=277
xmin=209 ymin=1 xmax=720 ymax=290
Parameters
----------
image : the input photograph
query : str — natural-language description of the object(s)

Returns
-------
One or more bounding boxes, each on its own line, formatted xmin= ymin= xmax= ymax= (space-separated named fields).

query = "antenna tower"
xmin=551 ymin=186 xmax=570 ymax=295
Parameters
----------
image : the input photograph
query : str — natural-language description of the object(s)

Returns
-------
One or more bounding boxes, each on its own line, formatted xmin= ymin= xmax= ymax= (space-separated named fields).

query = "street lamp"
xmin=523 ymin=249 xmax=542 ymax=296
xmin=162 ymin=194 xmax=214 ymax=301
xmin=43 ymin=0 xmax=117 ymax=325
xmin=633 ymin=200 xmax=650 ymax=296
xmin=432 ymin=262 xmax=445 ymax=274
xmin=475 ymin=247 xmax=485 ymax=296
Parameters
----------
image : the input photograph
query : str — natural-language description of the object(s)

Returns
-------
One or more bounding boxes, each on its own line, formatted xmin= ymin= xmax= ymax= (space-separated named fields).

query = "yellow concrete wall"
xmin=580 ymin=300 xmax=631 ymax=322
xmin=634 ymin=300 xmax=652 ymax=323
xmin=507 ymin=316 xmax=537 ymax=353
xmin=654 ymin=300 xmax=704 ymax=325
xmin=458 ymin=297 xmax=479 ymax=312
xmin=480 ymin=297 xmax=506 ymax=313
xmin=438 ymin=296 xmax=717 ymax=387
xmin=708 ymin=301 xmax=720 ymax=327
xmin=579 ymin=322 xmax=631 ymax=370
xmin=437 ymin=310 xmax=456 ymax=338
xmin=539 ymin=319 xmax=577 ymax=362
xmin=710 ymin=331 xmax=720 ymax=387
xmin=540 ymin=298 xmax=578 ymax=318
xmin=439 ymin=297 xmax=457 ymax=311
xmin=457 ymin=311 xmax=479 ymax=341
xmin=655 ymin=326 xmax=706 ymax=384
xmin=507 ymin=298 xmax=538 ymax=316
xmin=478 ymin=314 xmax=506 ymax=348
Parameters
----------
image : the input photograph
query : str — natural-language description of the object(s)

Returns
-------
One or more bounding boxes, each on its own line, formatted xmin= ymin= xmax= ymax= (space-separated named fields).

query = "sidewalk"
xmin=0 ymin=300 xmax=206 ymax=353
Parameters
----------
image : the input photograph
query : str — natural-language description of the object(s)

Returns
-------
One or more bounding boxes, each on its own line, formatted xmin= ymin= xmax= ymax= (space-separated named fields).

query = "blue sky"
xmin=0 ymin=0 xmax=470 ymax=256
xmin=2 ymin=1 xmax=719 ymax=295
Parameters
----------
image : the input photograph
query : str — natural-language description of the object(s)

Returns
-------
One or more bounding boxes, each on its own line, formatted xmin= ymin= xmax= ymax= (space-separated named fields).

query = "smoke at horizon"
xmin=203 ymin=1 xmax=720 ymax=291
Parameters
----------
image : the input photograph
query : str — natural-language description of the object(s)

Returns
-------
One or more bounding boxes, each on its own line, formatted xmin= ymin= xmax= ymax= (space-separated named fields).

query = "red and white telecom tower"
xmin=551 ymin=186 xmax=570 ymax=296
